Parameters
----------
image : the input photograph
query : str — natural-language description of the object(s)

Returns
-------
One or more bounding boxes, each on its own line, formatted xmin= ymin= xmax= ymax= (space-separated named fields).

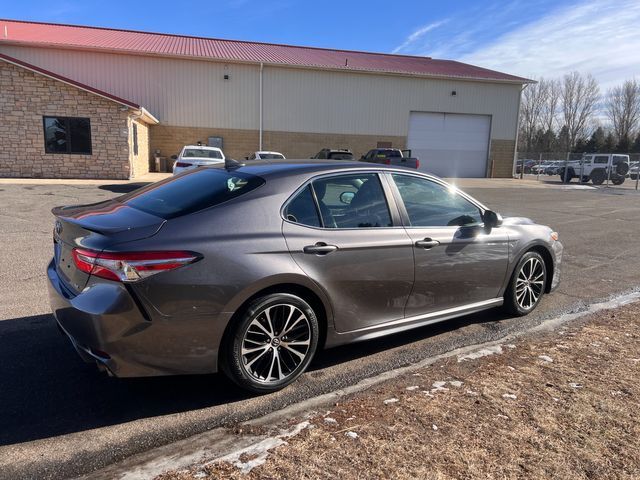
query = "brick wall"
xmin=150 ymin=124 xmax=405 ymax=163
xmin=0 ymin=60 xmax=132 ymax=179
xmin=129 ymin=117 xmax=150 ymax=178
xmin=489 ymin=139 xmax=517 ymax=178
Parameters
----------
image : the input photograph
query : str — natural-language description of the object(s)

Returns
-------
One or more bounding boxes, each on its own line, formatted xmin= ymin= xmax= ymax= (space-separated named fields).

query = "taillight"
xmin=72 ymin=248 xmax=200 ymax=282
xmin=416 ymin=159 xmax=420 ymax=169
xmin=175 ymin=162 xmax=192 ymax=168
xmin=385 ymin=158 xmax=391 ymax=165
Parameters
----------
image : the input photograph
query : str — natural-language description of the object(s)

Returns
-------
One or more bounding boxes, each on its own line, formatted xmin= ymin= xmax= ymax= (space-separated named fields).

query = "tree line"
xmin=519 ymin=73 xmax=640 ymax=154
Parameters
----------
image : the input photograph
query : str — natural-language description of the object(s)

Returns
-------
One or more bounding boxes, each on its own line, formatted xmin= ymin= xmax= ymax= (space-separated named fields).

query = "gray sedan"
xmin=48 ymin=161 xmax=562 ymax=393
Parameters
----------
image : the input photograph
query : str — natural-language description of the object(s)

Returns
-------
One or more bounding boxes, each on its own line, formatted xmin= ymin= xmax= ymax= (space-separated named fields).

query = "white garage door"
xmin=407 ymin=112 xmax=491 ymax=178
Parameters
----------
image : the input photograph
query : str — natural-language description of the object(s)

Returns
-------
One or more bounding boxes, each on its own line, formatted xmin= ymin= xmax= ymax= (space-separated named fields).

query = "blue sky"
xmin=4 ymin=0 xmax=638 ymax=90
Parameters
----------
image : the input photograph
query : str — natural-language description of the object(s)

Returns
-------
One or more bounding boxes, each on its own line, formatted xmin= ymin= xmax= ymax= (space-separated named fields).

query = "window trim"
xmin=281 ymin=170 xmax=404 ymax=230
xmin=43 ymin=116 xmax=92 ymax=155
xmin=132 ymin=122 xmax=139 ymax=156
xmin=383 ymin=172 xmax=487 ymax=229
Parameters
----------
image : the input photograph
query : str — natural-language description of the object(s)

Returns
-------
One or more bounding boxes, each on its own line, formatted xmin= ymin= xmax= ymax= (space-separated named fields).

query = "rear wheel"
xmin=590 ymin=169 xmax=606 ymax=185
xmin=503 ymin=251 xmax=547 ymax=316
xmin=222 ymin=293 xmax=319 ymax=393
xmin=612 ymin=176 xmax=625 ymax=185
xmin=560 ymin=168 xmax=574 ymax=183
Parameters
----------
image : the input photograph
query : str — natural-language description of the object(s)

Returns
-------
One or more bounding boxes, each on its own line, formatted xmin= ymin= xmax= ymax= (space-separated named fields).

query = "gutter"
xmin=259 ymin=62 xmax=264 ymax=151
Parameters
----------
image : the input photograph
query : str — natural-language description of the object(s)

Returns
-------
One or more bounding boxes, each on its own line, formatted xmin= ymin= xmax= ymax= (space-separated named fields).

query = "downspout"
xmin=514 ymin=83 xmax=528 ymax=179
xmin=259 ymin=62 xmax=264 ymax=151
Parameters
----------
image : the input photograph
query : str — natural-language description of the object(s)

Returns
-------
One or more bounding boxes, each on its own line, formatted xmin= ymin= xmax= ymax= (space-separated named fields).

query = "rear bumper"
xmin=47 ymin=259 xmax=219 ymax=377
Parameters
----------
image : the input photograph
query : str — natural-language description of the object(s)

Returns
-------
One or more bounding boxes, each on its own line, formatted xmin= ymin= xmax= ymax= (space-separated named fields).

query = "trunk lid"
xmin=52 ymin=200 xmax=165 ymax=293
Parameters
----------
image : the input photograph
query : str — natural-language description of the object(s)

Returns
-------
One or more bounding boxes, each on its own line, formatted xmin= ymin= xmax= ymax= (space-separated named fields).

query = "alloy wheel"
xmin=515 ymin=257 xmax=545 ymax=310
xmin=240 ymin=304 xmax=311 ymax=384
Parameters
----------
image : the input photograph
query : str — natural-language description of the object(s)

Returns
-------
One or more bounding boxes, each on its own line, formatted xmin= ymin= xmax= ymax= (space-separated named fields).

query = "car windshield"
xmin=118 ymin=169 xmax=264 ymax=219
xmin=259 ymin=153 xmax=285 ymax=159
xmin=182 ymin=148 xmax=223 ymax=159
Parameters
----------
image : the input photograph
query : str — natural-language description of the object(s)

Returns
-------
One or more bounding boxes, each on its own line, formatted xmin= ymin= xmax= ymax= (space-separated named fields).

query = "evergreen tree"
xmin=556 ymin=125 xmax=570 ymax=152
xmin=573 ymin=138 xmax=588 ymax=153
xmin=632 ymin=133 xmax=640 ymax=153
xmin=603 ymin=132 xmax=616 ymax=152
xmin=586 ymin=127 xmax=605 ymax=152
xmin=616 ymin=136 xmax=631 ymax=153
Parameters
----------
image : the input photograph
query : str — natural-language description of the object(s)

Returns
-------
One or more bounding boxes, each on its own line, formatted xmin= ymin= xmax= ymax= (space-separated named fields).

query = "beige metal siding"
xmin=0 ymin=45 xmax=521 ymax=140
xmin=0 ymin=45 xmax=260 ymax=130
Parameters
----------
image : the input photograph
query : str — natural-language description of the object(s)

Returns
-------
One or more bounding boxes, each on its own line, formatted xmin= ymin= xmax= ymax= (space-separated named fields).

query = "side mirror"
xmin=483 ymin=210 xmax=503 ymax=232
xmin=171 ymin=155 xmax=178 ymax=160
xmin=339 ymin=191 xmax=355 ymax=205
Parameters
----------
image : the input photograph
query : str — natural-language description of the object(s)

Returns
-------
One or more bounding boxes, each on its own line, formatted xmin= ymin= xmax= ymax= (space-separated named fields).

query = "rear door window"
xmin=284 ymin=185 xmax=322 ymax=227
xmin=119 ymin=169 xmax=264 ymax=219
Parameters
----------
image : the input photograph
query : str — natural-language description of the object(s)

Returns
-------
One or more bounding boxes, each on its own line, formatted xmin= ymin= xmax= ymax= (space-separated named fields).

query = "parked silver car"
xmin=48 ymin=161 xmax=562 ymax=393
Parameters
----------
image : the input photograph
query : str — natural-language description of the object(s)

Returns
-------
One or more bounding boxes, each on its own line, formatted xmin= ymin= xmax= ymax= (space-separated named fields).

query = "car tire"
xmin=221 ymin=293 xmax=319 ymax=393
xmin=590 ymin=169 xmax=606 ymax=185
xmin=503 ymin=251 xmax=547 ymax=316
xmin=612 ymin=177 xmax=625 ymax=185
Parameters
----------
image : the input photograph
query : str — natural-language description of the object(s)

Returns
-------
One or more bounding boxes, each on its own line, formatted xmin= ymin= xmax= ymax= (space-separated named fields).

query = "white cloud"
xmin=459 ymin=0 xmax=640 ymax=91
xmin=392 ymin=20 xmax=448 ymax=54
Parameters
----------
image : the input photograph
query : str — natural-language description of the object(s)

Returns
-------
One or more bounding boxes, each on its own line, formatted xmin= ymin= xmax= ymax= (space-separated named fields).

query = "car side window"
xmin=284 ymin=185 xmax=321 ymax=227
xmin=312 ymin=173 xmax=392 ymax=228
xmin=594 ymin=156 xmax=609 ymax=164
xmin=391 ymin=174 xmax=482 ymax=227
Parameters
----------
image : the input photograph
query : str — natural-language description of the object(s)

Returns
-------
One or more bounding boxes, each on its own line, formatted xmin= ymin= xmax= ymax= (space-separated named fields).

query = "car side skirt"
xmin=325 ymin=298 xmax=504 ymax=348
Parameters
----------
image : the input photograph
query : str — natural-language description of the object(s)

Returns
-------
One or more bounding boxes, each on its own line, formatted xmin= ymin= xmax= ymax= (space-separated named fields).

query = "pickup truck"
xmin=360 ymin=148 xmax=419 ymax=169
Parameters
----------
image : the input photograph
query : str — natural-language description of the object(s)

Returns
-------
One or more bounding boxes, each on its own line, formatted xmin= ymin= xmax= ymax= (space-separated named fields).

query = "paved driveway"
xmin=0 ymin=180 xmax=639 ymax=479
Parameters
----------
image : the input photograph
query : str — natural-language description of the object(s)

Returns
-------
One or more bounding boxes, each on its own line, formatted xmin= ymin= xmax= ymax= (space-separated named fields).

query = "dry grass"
xmin=159 ymin=303 xmax=640 ymax=480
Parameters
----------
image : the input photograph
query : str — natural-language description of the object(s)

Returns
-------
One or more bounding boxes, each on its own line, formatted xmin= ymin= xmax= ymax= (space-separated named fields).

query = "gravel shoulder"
xmin=159 ymin=300 xmax=640 ymax=480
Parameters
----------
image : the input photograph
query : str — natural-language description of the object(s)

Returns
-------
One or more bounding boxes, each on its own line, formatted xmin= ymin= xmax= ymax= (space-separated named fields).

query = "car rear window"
xmin=118 ymin=169 xmax=265 ymax=219
xmin=328 ymin=152 xmax=354 ymax=160
xmin=260 ymin=153 xmax=285 ymax=159
xmin=182 ymin=148 xmax=223 ymax=159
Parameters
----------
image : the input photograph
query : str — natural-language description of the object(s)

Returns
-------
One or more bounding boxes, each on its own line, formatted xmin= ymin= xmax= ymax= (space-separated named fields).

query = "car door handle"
xmin=415 ymin=238 xmax=440 ymax=249
xmin=303 ymin=243 xmax=338 ymax=255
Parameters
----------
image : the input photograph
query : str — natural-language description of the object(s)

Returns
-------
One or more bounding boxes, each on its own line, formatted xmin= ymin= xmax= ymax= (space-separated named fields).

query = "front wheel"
xmin=590 ymin=169 xmax=606 ymax=185
xmin=221 ymin=293 xmax=319 ymax=393
xmin=503 ymin=251 xmax=547 ymax=316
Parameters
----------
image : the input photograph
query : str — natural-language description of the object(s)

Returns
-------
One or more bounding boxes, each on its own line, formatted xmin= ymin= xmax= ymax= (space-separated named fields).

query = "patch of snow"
xmin=568 ymin=383 xmax=584 ymax=389
xmin=432 ymin=424 xmax=438 ymax=431
xmin=502 ymin=393 xmax=518 ymax=400
xmin=412 ymin=373 xmax=422 ymax=376
xmin=449 ymin=380 xmax=463 ymax=388
xmin=383 ymin=398 xmax=399 ymax=405
xmin=552 ymin=397 xmax=559 ymax=402
xmin=193 ymin=472 xmax=207 ymax=479
xmin=346 ymin=416 xmax=356 ymax=421
xmin=211 ymin=421 xmax=310 ymax=474
xmin=466 ymin=389 xmax=479 ymax=396
xmin=507 ymin=366 xmax=516 ymax=371
xmin=422 ymin=391 xmax=434 ymax=397
xmin=324 ymin=417 xmax=338 ymax=425
xmin=505 ymin=344 xmax=516 ymax=349
xmin=406 ymin=385 xmax=420 ymax=391
xmin=458 ymin=345 xmax=503 ymax=362
xmin=345 ymin=431 xmax=358 ymax=439
xmin=538 ymin=355 xmax=553 ymax=363
xmin=496 ymin=414 xmax=510 ymax=420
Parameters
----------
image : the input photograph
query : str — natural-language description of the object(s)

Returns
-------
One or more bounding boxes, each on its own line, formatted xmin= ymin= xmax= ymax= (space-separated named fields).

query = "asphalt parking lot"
xmin=1 ymin=180 xmax=639 ymax=479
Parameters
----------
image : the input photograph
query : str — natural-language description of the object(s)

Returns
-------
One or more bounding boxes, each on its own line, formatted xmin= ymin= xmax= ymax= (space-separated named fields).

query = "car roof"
xmin=183 ymin=145 xmax=222 ymax=150
xmin=255 ymin=151 xmax=283 ymax=154
xmin=224 ymin=159 xmax=409 ymax=178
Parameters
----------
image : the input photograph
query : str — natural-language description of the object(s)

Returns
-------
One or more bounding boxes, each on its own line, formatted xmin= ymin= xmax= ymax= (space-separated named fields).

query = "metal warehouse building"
xmin=0 ymin=19 xmax=531 ymax=180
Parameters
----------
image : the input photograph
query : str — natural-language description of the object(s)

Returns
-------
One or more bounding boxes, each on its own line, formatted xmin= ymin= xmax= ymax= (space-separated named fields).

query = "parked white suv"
xmin=558 ymin=154 xmax=630 ymax=185
xmin=172 ymin=145 xmax=225 ymax=175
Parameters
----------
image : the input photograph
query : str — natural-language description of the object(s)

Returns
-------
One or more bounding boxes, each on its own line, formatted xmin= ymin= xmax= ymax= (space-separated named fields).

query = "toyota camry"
xmin=48 ymin=160 xmax=562 ymax=393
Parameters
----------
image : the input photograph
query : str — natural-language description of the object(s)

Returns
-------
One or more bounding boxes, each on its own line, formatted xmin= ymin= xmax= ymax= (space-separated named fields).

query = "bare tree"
xmin=519 ymin=78 xmax=549 ymax=151
xmin=542 ymin=78 xmax=561 ymax=134
xmin=560 ymin=72 xmax=600 ymax=150
xmin=606 ymin=79 xmax=640 ymax=146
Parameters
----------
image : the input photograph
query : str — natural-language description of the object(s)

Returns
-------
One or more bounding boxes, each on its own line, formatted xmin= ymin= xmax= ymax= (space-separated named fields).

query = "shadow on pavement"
xmin=0 ymin=308 xmax=506 ymax=446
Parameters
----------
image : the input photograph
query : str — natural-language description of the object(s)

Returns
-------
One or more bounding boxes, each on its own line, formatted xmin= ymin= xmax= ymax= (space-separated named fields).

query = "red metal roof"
xmin=0 ymin=19 xmax=531 ymax=83
xmin=0 ymin=52 xmax=139 ymax=108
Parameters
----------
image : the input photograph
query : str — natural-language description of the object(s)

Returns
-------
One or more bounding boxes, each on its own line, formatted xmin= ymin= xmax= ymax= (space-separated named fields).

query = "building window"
xmin=132 ymin=123 xmax=139 ymax=156
xmin=43 ymin=116 xmax=92 ymax=154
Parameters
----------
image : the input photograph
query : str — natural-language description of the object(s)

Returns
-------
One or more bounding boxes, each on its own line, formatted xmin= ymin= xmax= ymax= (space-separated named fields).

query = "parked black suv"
xmin=312 ymin=149 xmax=354 ymax=160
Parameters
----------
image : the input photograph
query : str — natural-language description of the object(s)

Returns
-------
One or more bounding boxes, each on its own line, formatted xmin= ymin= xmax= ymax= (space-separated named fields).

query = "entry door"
xmin=388 ymin=173 xmax=509 ymax=317
xmin=282 ymin=172 xmax=414 ymax=332
xmin=407 ymin=112 xmax=491 ymax=178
